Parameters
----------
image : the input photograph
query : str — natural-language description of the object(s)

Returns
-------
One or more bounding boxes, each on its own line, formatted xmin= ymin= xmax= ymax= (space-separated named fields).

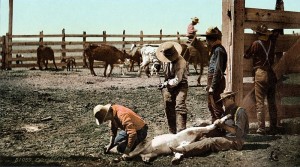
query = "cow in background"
xmin=37 ymin=45 xmax=58 ymax=70
xmin=84 ymin=44 xmax=131 ymax=77
xmin=130 ymin=44 xmax=161 ymax=77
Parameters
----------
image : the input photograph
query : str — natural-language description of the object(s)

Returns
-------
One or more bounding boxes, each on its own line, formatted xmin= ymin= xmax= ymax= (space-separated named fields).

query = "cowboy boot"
xmin=256 ymin=111 xmax=266 ymax=134
xmin=168 ymin=121 xmax=177 ymax=134
xmin=268 ymin=110 xmax=279 ymax=135
xmin=167 ymin=117 xmax=177 ymax=134
xmin=178 ymin=114 xmax=187 ymax=132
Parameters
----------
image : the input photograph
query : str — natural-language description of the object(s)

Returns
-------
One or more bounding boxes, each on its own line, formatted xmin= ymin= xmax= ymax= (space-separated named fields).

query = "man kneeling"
xmin=93 ymin=104 xmax=148 ymax=159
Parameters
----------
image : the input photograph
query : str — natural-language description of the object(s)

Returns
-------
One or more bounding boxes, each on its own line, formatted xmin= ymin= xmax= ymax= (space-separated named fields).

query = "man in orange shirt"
xmin=93 ymin=104 xmax=148 ymax=158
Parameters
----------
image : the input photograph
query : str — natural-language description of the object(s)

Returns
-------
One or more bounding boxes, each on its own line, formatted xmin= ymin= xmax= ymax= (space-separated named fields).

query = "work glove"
xmin=158 ymin=81 xmax=168 ymax=90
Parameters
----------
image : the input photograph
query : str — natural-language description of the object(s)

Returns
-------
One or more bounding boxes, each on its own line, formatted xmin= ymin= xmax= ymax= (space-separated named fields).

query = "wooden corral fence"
xmin=0 ymin=29 xmax=188 ymax=69
xmin=222 ymin=0 xmax=300 ymax=122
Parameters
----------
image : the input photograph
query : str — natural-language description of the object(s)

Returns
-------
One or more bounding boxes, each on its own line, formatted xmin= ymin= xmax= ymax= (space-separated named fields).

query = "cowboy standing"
xmin=170 ymin=91 xmax=249 ymax=165
xmin=93 ymin=104 xmax=148 ymax=158
xmin=186 ymin=17 xmax=199 ymax=43
xmin=244 ymin=24 xmax=280 ymax=135
xmin=202 ymin=27 xmax=227 ymax=123
xmin=156 ymin=42 xmax=189 ymax=134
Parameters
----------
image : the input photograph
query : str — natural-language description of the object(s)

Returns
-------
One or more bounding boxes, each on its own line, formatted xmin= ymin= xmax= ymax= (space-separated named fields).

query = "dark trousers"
xmin=207 ymin=75 xmax=225 ymax=122
xmin=114 ymin=124 xmax=148 ymax=153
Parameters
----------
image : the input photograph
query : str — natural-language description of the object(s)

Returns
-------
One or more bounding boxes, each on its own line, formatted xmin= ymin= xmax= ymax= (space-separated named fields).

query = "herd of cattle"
xmin=33 ymin=40 xmax=210 ymax=84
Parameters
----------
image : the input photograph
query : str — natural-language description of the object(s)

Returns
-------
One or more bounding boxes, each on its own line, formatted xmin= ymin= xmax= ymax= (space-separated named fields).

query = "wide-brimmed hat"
xmin=251 ymin=24 xmax=272 ymax=35
xmin=191 ymin=17 xmax=199 ymax=23
xmin=93 ymin=104 xmax=111 ymax=125
xmin=156 ymin=42 xmax=182 ymax=63
xmin=216 ymin=91 xmax=237 ymax=102
xmin=201 ymin=27 xmax=222 ymax=38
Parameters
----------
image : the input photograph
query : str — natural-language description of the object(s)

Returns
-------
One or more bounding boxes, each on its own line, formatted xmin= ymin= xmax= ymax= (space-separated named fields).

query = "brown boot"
xmin=178 ymin=114 xmax=187 ymax=132
xmin=256 ymin=111 xmax=266 ymax=135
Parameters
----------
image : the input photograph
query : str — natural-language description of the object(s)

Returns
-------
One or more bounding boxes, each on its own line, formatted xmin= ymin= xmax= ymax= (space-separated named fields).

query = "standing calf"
xmin=37 ymin=45 xmax=58 ymax=70
xmin=61 ymin=57 xmax=76 ymax=71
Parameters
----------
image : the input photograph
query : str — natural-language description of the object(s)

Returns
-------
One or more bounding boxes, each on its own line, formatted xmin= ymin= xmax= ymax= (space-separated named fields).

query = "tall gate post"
xmin=222 ymin=0 xmax=245 ymax=105
xmin=61 ymin=28 xmax=66 ymax=58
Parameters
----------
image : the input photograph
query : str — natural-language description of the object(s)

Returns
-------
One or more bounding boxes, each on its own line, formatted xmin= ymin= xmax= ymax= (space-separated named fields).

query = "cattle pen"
xmin=0 ymin=29 xmax=193 ymax=69
xmin=0 ymin=0 xmax=300 ymax=124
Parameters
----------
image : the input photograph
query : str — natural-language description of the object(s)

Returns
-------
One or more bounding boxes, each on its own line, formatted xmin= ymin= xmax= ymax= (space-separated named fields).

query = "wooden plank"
xmin=288 ymin=66 xmax=300 ymax=73
xmin=222 ymin=0 xmax=232 ymax=91
xmin=231 ymin=0 xmax=245 ymax=105
xmin=277 ymin=84 xmax=300 ymax=97
xmin=11 ymin=33 xmax=188 ymax=39
xmin=280 ymin=105 xmax=300 ymax=117
xmin=244 ymin=8 xmax=300 ymax=29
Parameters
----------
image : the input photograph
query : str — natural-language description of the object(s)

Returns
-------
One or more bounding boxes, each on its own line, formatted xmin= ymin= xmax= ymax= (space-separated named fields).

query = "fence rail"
xmin=0 ymin=29 xmax=197 ymax=69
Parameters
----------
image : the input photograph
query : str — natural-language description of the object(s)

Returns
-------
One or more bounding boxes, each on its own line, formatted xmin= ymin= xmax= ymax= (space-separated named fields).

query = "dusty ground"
xmin=0 ymin=67 xmax=299 ymax=167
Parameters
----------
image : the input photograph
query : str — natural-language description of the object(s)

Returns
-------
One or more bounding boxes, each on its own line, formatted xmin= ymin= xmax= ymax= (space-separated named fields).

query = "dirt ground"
xmin=0 ymin=67 xmax=299 ymax=167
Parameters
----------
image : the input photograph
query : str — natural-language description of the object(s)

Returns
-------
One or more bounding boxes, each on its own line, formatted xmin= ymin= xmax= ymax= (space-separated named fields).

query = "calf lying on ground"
xmin=118 ymin=114 xmax=231 ymax=163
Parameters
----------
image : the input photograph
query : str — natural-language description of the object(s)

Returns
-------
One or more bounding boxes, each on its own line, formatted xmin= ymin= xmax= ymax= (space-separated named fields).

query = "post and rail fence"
xmin=0 ymin=29 xmax=194 ymax=69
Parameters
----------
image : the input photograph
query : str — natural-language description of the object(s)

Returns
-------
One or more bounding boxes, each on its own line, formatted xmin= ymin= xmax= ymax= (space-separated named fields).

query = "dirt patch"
xmin=0 ymin=68 xmax=299 ymax=167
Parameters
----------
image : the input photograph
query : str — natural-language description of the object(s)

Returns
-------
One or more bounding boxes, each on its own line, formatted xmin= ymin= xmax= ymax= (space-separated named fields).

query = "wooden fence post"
xmin=82 ymin=31 xmax=87 ymax=67
xmin=61 ymin=28 xmax=66 ymax=58
xmin=39 ymin=31 xmax=44 ymax=46
xmin=122 ymin=30 xmax=125 ymax=50
xmin=1 ymin=35 xmax=6 ymax=70
xmin=177 ymin=31 xmax=180 ymax=43
xmin=159 ymin=29 xmax=162 ymax=42
xmin=5 ymin=33 xmax=11 ymax=70
xmin=140 ymin=31 xmax=143 ymax=45
xmin=103 ymin=31 xmax=106 ymax=43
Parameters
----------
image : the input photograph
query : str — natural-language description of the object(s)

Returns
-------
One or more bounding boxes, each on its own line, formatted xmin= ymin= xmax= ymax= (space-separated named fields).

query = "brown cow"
xmin=181 ymin=39 xmax=210 ymax=85
xmin=84 ymin=44 xmax=131 ymax=77
xmin=37 ymin=45 xmax=58 ymax=70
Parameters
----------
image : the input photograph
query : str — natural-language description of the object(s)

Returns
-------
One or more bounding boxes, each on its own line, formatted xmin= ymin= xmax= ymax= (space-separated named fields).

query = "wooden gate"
xmin=222 ymin=0 xmax=300 ymax=122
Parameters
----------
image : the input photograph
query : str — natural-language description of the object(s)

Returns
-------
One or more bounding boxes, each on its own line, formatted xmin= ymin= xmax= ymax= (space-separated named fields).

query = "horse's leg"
xmin=197 ymin=63 xmax=204 ymax=85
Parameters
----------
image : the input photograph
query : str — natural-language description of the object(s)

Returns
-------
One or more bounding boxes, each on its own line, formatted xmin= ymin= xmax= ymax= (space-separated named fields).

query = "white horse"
xmin=130 ymin=44 xmax=161 ymax=77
